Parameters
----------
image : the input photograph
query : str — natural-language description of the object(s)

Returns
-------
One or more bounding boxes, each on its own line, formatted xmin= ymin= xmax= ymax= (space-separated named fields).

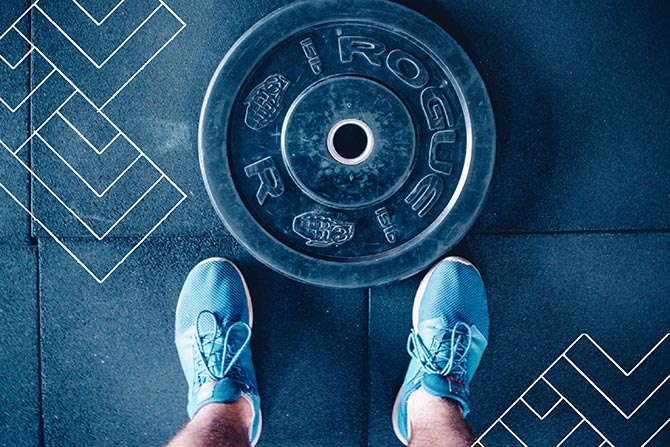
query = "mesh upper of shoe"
xmin=176 ymin=260 xmax=250 ymax=339
xmin=418 ymin=260 xmax=489 ymax=339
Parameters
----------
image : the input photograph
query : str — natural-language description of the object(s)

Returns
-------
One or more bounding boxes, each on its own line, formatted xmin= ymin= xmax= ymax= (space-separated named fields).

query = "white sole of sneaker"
xmin=392 ymin=256 xmax=479 ymax=445
xmin=391 ymin=389 xmax=410 ymax=445
xmin=241 ymin=393 xmax=263 ymax=447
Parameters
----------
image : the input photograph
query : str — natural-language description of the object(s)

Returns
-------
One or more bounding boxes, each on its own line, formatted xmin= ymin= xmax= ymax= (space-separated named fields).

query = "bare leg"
xmin=167 ymin=398 xmax=252 ymax=447
xmin=408 ymin=387 xmax=475 ymax=447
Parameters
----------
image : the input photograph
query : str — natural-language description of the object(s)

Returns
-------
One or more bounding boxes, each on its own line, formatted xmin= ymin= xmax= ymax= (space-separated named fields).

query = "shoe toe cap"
xmin=176 ymin=259 xmax=250 ymax=334
xmin=421 ymin=258 xmax=490 ymax=338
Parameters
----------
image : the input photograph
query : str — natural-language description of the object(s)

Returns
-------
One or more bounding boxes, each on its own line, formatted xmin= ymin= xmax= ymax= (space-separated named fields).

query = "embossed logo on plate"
xmin=244 ymin=73 xmax=291 ymax=131
xmin=375 ymin=207 xmax=398 ymax=243
xmin=300 ymin=38 xmax=322 ymax=75
xmin=405 ymin=174 xmax=444 ymax=218
xmin=244 ymin=156 xmax=285 ymax=205
xmin=292 ymin=211 xmax=355 ymax=248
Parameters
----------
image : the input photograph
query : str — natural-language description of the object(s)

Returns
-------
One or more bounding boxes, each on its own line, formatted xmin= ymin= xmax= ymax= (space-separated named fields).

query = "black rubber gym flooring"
xmin=0 ymin=0 xmax=668 ymax=446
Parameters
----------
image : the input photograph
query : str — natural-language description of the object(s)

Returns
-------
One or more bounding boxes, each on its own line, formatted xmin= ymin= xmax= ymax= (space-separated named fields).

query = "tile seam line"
xmin=24 ymin=228 xmax=670 ymax=242
xmin=25 ymin=235 xmax=237 ymax=242
xmin=36 ymin=243 xmax=45 ymax=447
xmin=0 ymin=240 xmax=39 ymax=247
xmin=29 ymin=9 xmax=44 ymax=447
xmin=28 ymin=1 xmax=36 ymax=244
xmin=365 ymin=286 xmax=371 ymax=447
xmin=471 ymin=228 xmax=670 ymax=237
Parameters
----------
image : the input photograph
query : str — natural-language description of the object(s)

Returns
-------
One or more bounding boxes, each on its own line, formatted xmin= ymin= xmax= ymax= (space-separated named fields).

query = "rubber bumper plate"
xmin=199 ymin=0 xmax=495 ymax=288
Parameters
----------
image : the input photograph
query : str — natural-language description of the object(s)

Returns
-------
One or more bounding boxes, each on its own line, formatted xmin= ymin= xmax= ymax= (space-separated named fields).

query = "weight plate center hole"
xmin=327 ymin=119 xmax=374 ymax=165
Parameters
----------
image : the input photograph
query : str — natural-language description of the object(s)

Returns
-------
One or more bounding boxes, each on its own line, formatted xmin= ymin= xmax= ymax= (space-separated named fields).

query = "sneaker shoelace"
xmin=194 ymin=310 xmax=251 ymax=385
xmin=407 ymin=321 xmax=472 ymax=379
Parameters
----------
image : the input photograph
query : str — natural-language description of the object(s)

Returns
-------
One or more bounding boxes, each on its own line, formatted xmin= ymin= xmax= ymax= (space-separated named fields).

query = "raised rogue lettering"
xmin=429 ymin=130 xmax=456 ymax=175
xmin=405 ymin=174 xmax=444 ymax=218
xmin=338 ymin=36 xmax=386 ymax=66
xmin=421 ymin=86 xmax=454 ymax=130
xmin=386 ymin=49 xmax=429 ymax=88
xmin=244 ymin=157 xmax=285 ymax=205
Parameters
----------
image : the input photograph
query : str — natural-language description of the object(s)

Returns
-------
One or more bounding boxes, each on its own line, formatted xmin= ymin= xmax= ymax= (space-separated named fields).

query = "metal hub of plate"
xmin=199 ymin=0 xmax=496 ymax=288
xmin=280 ymin=75 xmax=414 ymax=211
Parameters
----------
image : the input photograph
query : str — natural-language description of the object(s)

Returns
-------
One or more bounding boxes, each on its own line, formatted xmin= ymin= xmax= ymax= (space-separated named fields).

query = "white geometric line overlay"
xmin=71 ymin=0 xmax=127 ymax=27
xmin=0 ymin=0 xmax=187 ymax=283
xmin=474 ymin=333 xmax=670 ymax=447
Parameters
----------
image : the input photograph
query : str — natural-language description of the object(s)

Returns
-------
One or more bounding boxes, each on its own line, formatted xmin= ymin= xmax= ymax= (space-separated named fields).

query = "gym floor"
xmin=1 ymin=0 xmax=668 ymax=446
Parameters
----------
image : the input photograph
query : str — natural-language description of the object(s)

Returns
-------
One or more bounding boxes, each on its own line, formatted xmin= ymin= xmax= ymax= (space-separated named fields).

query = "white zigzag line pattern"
xmin=0 ymin=0 xmax=187 ymax=283
xmin=0 ymin=68 xmax=55 ymax=113
xmin=2 ymin=0 xmax=186 ymax=111
xmin=0 ymin=37 xmax=33 ymax=70
xmin=474 ymin=333 xmax=670 ymax=447
xmin=35 ymin=2 xmax=163 ymax=70
xmin=70 ymin=0 xmax=127 ymax=26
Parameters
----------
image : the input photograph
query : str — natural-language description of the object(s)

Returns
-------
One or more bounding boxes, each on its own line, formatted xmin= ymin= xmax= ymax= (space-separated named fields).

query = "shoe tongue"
xmin=199 ymin=333 xmax=225 ymax=377
xmin=419 ymin=316 xmax=447 ymax=331
xmin=210 ymin=377 xmax=242 ymax=403
xmin=418 ymin=317 xmax=449 ymax=343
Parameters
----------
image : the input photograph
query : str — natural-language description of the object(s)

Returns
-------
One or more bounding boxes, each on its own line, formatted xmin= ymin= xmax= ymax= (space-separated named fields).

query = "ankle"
xmin=168 ymin=398 xmax=253 ymax=447
xmin=192 ymin=397 xmax=253 ymax=434
xmin=408 ymin=387 xmax=463 ymax=428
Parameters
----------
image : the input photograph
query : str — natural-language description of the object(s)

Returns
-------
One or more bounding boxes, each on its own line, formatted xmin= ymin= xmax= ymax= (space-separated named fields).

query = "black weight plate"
xmin=199 ymin=0 xmax=495 ymax=288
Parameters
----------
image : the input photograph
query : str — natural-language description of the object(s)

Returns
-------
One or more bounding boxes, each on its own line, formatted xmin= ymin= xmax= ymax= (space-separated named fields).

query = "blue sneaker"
xmin=175 ymin=258 xmax=261 ymax=446
xmin=392 ymin=257 xmax=489 ymax=445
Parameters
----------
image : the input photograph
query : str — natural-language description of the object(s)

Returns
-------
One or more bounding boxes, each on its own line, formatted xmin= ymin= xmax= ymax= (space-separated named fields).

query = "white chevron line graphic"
xmin=0 ymin=6 xmax=32 ymax=39
xmin=541 ymin=374 xmax=668 ymax=447
xmin=0 ymin=66 xmax=56 ymax=113
xmin=2 ymin=139 xmax=161 ymax=241
xmin=54 ymin=111 xmax=120 ymax=155
xmin=36 ymin=133 xmax=143 ymax=198
xmin=8 ymin=2 xmax=186 ymax=110
xmin=35 ymin=2 xmax=163 ymax=69
xmin=70 ymin=0 xmax=127 ymax=26
xmin=0 ymin=43 xmax=33 ymax=70
xmin=541 ymin=377 xmax=612 ymax=446
xmin=475 ymin=333 xmax=670 ymax=447
xmin=562 ymin=336 xmax=670 ymax=419
xmin=642 ymin=419 xmax=670 ymax=447
xmin=0 ymin=0 xmax=187 ymax=282
xmin=519 ymin=395 xmax=563 ymax=421
xmin=11 ymin=90 xmax=78 ymax=155
xmin=100 ymin=0 xmax=186 ymax=109
xmin=0 ymin=180 xmax=186 ymax=283
xmin=556 ymin=419 xmax=584 ymax=447
xmin=498 ymin=420 xmax=528 ymax=447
